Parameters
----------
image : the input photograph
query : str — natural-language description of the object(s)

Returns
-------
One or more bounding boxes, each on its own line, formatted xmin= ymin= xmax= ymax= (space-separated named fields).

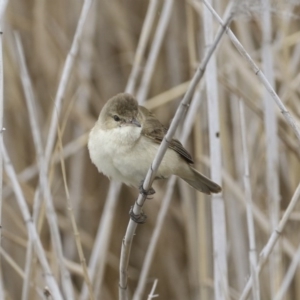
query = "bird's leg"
xmin=139 ymin=180 xmax=156 ymax=197
xmin=130 ymin=181 xmax=155 ymax=224
xmin=129 ymin=206 xmax=147 ymax=224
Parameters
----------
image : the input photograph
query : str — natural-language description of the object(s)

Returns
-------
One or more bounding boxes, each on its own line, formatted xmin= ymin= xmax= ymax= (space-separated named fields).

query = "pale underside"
xmin=88 ymin=125 xmax=191 ymax=187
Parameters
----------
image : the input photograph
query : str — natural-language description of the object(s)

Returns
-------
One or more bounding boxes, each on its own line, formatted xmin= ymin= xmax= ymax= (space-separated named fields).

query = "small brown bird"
xmin=88 ymin=93 xmax=221 ymax=195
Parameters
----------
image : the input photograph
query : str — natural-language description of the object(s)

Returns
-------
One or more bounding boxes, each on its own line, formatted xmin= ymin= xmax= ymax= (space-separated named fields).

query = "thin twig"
xmin=137 ymin=0 xmax=174 ymax=103
xmin=2 ymin=132 xmax=89 ymax=198
xmin=0 ymin=247 xmax=24 ymax=279
xmin=132 ymin=176 xmax=176 ymax=300
xmin=81 ymin=2 xmax=166 ymax=297
xmin=57 ymin=123 xmax=94 ymax=299
xmin=63 ymin=6 xmax=97 ymax=257
xmin=14 ymin=0 xmax=95 ymax=296
xmin=147 ymin=279 xmax=159 ymax=300
xmin=15 ymin=31 xmax=45 ymax=300
xmin=202 ymin=0 xmax=300 ymax=142
xmin=119 ymin=5 xmax=235 ymax=299
xmin=227 ymin=76 xmax=249 ymax=291
xmin=262 ymin=1 xmax=281 ymax=297
xmin=145 ymin=81 xmax=191 ymax=110
xmin=203 ymin=1 xmax=230 ymax=298
xmin=274 ymin=241 xmax=300 ymax=300
xmin=126 ymin=0 xmax=160 ymax=94
xmin=240 ymin=182 xmax=300 ymax=300
xmin=80 ymin=182 xmax=122 ymax=300
xmin=0 ymin=10 xmax=4 ymax=300
xmin=44 ymin=0 xmax=93 ymax=167
xmin=132 ymin=82 xmax=205 ymax=300
xmin=1 ymin=142 xmax=64 ymax=300
xmin=201 ymin=156 xmax=297 ymax=259
xmin=22 ymin=240 xmax=34 ymax=300
xmin=15 ymin=33 xmax=74 ymax=300
xmin=239 ymin=100 xmax=260 ymax=300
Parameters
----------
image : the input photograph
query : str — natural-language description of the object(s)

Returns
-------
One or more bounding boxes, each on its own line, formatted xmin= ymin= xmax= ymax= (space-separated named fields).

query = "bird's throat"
xmin=109 ymin=126 xmax=142 ymax=146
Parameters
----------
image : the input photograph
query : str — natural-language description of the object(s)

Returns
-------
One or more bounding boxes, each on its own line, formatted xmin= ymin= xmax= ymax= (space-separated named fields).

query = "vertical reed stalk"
xmin=202 ymin=1 xmax=230 ymax=298
xmin=239 ymin=100 xmax=260 ymax=299
xmin=0 ymin=3 xmax=4 ymax=298
xmin=262 ymin=1 xmax=281 ymax=297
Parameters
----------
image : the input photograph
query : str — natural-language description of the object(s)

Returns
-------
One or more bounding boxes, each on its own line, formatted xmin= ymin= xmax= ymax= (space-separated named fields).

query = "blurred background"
xmin=1 ymin=0 xmax=300 ymax=299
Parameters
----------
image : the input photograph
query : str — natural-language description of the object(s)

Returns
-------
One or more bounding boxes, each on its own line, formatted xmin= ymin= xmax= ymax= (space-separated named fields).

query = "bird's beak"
xmin=121 ymin=118 xmax=141 ymax=128
xmin=130 ymin=118 xmax=141 ymax=127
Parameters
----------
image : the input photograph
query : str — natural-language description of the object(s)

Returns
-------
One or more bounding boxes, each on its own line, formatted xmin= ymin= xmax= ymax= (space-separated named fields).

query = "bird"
xmin=88 ymin=93 xmax=222 ymax=199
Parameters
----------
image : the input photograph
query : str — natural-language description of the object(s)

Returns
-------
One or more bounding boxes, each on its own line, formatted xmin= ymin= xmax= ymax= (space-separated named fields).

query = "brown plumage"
xmin=88 ymin=93 xmax=222 ymax=195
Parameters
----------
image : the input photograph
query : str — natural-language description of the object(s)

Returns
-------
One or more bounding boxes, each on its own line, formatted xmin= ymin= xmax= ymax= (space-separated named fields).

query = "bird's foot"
xmin=129 ymin=206 xmax=147 ymax=224
xmin=139 ymin=180 xmax=155 ymax=198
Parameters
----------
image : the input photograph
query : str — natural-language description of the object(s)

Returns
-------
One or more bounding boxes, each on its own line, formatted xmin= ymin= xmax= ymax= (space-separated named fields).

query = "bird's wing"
xmin=139 ymin=105 xmax=194 ymax=164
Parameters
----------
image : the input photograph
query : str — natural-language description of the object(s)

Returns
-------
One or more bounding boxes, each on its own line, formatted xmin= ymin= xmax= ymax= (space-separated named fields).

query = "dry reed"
xmin=0 ymin=0 xmax=300 ymax=299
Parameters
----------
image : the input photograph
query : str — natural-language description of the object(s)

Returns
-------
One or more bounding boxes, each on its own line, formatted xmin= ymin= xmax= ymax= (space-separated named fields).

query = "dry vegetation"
xmin=0 ymin=0 xmax=300 ymax=299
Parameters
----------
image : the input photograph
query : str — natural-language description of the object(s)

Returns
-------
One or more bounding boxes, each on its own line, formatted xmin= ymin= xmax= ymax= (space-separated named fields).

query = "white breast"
xmin=87 ymin=125 xmax=143 ymax=186
xmin=88 ymin=125 xmax=183 ymax=187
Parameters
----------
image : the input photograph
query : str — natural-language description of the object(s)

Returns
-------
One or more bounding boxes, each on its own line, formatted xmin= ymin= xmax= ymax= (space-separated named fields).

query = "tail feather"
xmin=182 ymin=167 xmax=222 ymax=195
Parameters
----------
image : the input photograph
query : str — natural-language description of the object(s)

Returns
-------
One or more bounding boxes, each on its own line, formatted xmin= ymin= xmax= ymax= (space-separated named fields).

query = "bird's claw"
xmin=139 ymin=181 xmax=155 ymax=197
xmin=129 ymin=206 xmax=147 ymax=224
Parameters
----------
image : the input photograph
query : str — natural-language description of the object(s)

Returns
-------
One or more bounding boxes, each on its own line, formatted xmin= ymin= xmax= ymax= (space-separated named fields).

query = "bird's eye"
xmin=113 ymin=115 xmax=120 ymax=122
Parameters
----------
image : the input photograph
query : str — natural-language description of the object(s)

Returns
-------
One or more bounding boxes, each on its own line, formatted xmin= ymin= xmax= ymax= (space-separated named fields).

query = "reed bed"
xmin=0 ymin=0 xmax=299 ymax=299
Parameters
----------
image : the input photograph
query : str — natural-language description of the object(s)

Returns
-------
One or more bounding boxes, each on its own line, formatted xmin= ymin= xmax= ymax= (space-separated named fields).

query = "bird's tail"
xmin=182 ymin=167 xmax=222 ymax=195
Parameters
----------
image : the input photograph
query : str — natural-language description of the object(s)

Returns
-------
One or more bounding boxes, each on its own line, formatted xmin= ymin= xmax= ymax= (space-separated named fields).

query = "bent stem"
xmin=202 ymin=0 xmax=300 ymax=143
xmin=1 ymin=143 xmax=64 ymax=300
xmin=240 ymin=182 xmax=300 ymax=300
xmin=118 ymin=2 xmax=236 ymax=299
